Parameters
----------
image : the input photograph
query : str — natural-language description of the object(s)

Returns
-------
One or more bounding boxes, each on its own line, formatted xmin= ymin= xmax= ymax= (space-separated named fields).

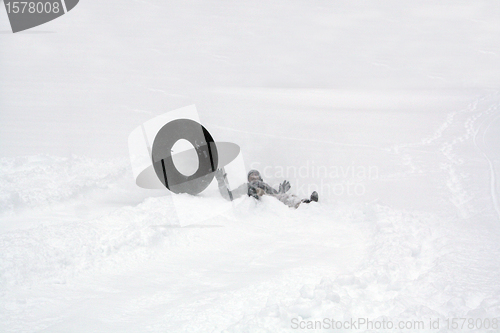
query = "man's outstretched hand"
xmin=215 ymin=169 xmax=227 ymax=186
xmin=279 ymin=180 xmax=291 ymax=194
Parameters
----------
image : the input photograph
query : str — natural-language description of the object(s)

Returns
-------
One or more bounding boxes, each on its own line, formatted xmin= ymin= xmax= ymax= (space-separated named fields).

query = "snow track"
xmin=472 ymin=97 xmax=500 ymax=222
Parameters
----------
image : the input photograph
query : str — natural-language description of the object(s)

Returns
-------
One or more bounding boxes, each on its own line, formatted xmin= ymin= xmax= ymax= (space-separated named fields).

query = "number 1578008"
xmin=5 ymin=2 xmax=61 ymax=14
xmin=446 ymin=318 xmax=498 ymax=330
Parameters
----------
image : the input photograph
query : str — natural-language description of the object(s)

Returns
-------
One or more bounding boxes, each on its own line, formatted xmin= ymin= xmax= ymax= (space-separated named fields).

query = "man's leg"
xmin=276 ymin=191 xmax=318 ymax=208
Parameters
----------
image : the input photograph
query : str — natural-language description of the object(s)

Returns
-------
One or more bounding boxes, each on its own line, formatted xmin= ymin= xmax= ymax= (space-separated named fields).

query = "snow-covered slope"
xmin=1 ymin=1 xmax=500 ymax=332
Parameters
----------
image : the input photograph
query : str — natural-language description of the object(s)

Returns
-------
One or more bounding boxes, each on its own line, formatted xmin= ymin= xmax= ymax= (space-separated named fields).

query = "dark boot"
xmin=301 ymin=191 xmax=319 ymax=204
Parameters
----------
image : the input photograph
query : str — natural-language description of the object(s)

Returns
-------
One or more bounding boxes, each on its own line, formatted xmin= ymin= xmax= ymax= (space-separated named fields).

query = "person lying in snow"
xmin=215 ymin=169 xmax=318 ymax=208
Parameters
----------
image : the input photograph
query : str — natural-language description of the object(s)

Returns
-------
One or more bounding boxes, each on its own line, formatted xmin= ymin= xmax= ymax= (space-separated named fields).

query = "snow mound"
xmin=0 ymin=155 xmax=129 ymax=214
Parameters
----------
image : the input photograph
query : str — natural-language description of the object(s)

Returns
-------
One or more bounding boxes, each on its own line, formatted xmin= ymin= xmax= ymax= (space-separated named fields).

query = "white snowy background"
xmin=1 ymin=1 xmax=500 ymax=332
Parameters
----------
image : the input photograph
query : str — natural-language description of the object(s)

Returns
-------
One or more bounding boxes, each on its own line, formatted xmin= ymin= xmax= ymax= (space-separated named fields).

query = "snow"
xmin=1 ymin=1 xmax=500 ymax=332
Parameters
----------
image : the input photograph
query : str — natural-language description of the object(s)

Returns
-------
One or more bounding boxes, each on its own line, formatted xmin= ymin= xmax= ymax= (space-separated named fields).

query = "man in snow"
xmin=215 ymin=169 xmax=318 ymax=208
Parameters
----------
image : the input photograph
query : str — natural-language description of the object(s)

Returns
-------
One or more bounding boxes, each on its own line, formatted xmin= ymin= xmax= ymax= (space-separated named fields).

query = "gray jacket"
xmin=218 ymin=179 xmax=278 ymax=201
